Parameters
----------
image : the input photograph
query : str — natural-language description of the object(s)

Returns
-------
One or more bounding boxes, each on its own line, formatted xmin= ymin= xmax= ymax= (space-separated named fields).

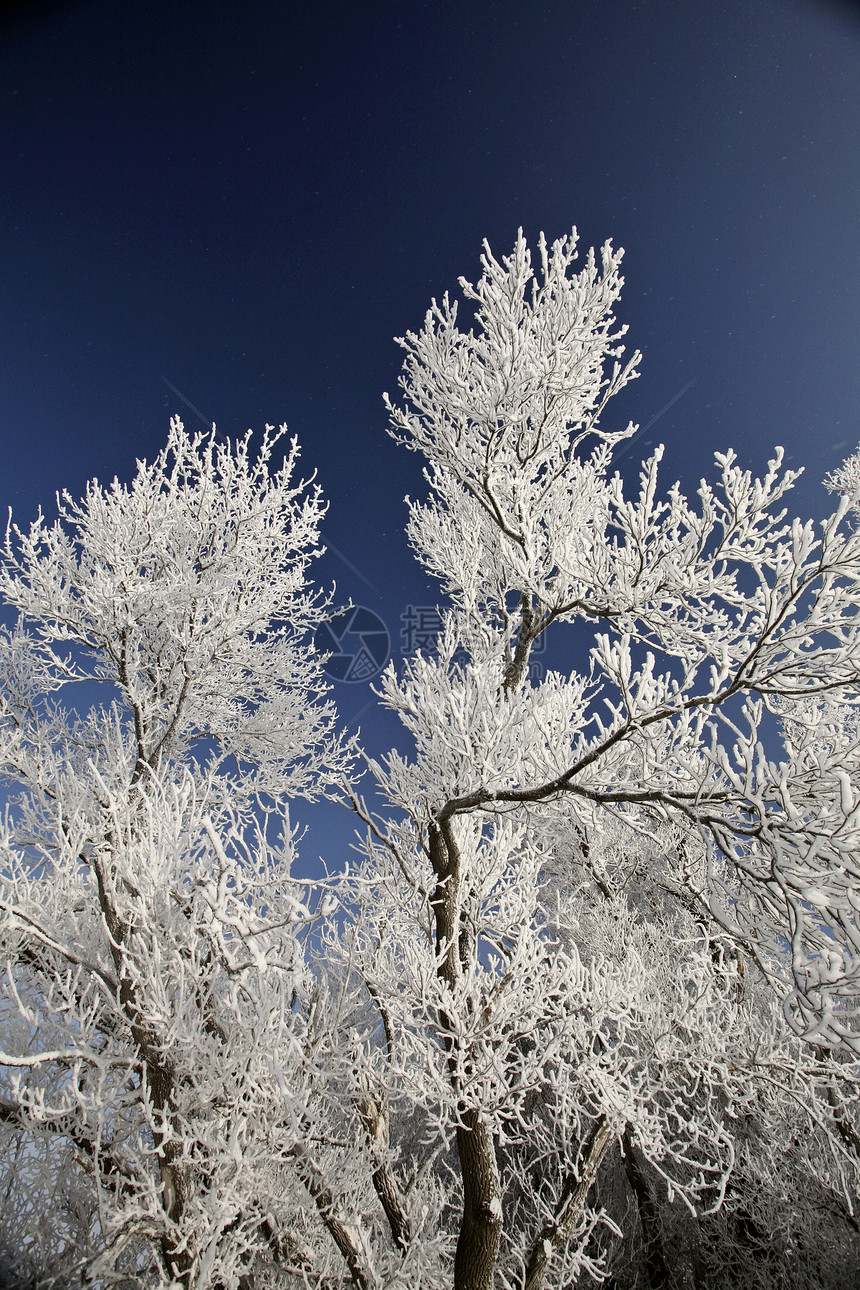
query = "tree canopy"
xmin=1 ymin=231 xmax=860 ymax=1289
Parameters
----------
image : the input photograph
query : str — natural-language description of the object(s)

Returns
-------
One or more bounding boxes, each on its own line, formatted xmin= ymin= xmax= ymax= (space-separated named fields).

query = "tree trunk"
xmin=621 ymin=1126 xmax=669 ymax=1290
xmin=159 ymin=1147 xmax=195 ymax=1287
xmin=429 ymin=818 xmax=503 ymax=1290
xmin=454 ymin=1109 xmax=503 ymax=1290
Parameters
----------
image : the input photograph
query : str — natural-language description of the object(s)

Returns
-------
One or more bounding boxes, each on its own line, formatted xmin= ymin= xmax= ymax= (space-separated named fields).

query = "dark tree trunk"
xmin=454 ymin=1109 xmax=503 ymax=1290
xmin=428 ymin=818 xmax=503 ymax=1290
xmin=621 ymin=1126 xmax=669 ymax=1290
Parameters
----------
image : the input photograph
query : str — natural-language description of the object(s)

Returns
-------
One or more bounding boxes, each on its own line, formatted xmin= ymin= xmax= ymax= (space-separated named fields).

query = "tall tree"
xmin=0 ymin=419 xmax=355 ymax=1285
xmin=337 ymin=228 xmax=860 ymax=1289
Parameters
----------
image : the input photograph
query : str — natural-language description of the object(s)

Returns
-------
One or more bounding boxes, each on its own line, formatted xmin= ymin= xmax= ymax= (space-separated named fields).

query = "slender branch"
xmin=522 ymin=1117 xmax=613 ymax=1290
xmin=289 ymin=1142 xmax=375 ymax=1290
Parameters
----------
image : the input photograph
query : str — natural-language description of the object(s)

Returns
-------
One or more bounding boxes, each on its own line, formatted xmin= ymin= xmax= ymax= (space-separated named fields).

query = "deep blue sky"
xmin=1 ymin=0 xmax=859 ymax=864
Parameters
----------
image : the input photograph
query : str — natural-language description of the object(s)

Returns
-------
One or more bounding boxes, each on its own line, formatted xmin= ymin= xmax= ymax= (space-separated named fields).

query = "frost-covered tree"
xmin=0 ymin=420 xmax=360 ymax=1285
xmin=4 ymin=234 xmax=860 ymax=1290
xmin=329 ymin=229 xmax=860 ymax=1290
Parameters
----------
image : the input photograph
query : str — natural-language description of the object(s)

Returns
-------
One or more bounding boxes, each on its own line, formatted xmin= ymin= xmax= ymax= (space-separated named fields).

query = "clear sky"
xmin=1 ymin=0 xmax=859 ymax=865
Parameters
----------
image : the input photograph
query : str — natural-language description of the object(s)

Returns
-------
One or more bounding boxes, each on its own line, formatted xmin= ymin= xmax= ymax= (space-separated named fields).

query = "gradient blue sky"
xmin=1 ymin=0 xmax=859 ymax=864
